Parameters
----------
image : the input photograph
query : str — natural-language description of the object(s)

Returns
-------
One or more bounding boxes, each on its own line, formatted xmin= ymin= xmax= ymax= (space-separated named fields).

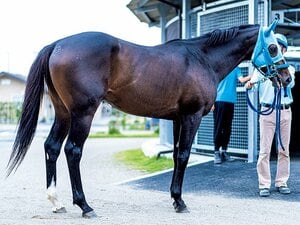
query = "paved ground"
xmin=1 ymin=126 xmax=300 ymax=225
xmin=127 ymin=158 xmax=300 ymax=201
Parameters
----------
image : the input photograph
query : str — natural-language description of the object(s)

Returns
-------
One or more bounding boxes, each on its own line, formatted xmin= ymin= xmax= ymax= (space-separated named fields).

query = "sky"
xmin=0 ymin=0 xmax=161 ymax=75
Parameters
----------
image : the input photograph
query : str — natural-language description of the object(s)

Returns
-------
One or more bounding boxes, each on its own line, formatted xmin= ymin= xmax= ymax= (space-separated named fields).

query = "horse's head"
xmin=251 ymin=18 xmax=291 ymax=87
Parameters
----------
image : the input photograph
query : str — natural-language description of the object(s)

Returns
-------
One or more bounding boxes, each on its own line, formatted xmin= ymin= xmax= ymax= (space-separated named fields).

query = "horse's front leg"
xmin=170 ymin=113 xmax=202 ymax=212
xmin=45 ymin=117 xmax=69 ymax=213
xmin=64 ymin=112 xmax=97 ymax=218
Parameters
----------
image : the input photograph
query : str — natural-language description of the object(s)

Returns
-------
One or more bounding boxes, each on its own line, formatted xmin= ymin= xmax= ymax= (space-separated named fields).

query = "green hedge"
xmin=0 ymin=102 xmax=22 ymax=123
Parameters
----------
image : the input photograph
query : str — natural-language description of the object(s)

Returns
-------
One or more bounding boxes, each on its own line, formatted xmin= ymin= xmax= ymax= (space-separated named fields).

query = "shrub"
xmin=108 ymin=120 xmax=121 ymax=134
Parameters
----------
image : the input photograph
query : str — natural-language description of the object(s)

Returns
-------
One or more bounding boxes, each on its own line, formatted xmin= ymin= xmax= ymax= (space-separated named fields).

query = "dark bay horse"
xmin=7 ymin=24 xmax=291 ymax=217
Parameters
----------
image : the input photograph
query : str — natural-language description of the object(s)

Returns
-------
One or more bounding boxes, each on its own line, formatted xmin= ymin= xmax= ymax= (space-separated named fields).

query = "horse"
xmin=7 ymin=23 xmax=291 ymax=218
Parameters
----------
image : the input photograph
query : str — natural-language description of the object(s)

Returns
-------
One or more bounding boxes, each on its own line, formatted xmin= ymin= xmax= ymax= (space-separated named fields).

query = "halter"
xmin=247 ymin=18 xmax=289 ymax=151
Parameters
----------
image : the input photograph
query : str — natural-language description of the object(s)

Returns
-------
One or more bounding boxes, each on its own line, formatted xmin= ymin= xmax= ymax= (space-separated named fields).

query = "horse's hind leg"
xmin=45 ymin=102 xmax=70 ymax=213
xmin=64 ymin=104 xmax=99 ymax=218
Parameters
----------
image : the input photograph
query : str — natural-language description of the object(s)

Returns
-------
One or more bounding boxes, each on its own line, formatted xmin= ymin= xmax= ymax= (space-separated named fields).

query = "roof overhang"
xmin=0 ymin=71 xmax=26 ymax=83
xmin=127 ymin=0 xmax=178 ymax=27
xmin=272 ymin=0 xmax=300 ymax=10
xmin=277 ymin=23 xmax=300 ymax=46
xmin=127 ymin=0 xmax=300 ymax=45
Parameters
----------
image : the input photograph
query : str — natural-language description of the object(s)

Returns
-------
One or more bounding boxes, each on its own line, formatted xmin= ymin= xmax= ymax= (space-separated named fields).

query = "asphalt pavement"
xmin=126 ymin=158 xmax=300 ymax=201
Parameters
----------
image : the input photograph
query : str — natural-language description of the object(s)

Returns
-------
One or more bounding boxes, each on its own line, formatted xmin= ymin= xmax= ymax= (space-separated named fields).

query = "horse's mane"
xmin=165 ymin=26 xmax=240 ymax=46
xmin=205 ymin=27 xmax=239 ymax=46
xmin=164 ymin=24 xmax=258 ymax=50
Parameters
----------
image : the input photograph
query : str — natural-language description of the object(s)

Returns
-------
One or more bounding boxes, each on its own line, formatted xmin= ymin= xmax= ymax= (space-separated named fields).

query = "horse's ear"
xmin=265 ymin=18 xmax=279 ymax=36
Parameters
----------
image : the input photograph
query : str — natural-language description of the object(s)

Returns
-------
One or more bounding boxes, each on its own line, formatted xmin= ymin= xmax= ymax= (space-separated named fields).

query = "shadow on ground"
xmin=126 ymin=158 xmax=300 ymax=202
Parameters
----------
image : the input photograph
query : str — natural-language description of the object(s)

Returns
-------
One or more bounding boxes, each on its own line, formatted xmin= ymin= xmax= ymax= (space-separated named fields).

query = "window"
xmin=1 ymin=79 xmax=11 ymax=85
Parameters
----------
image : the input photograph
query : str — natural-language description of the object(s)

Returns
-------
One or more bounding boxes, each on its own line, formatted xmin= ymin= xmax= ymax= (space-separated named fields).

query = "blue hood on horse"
xmin=251 ymin=18 xmax=288 ymax=69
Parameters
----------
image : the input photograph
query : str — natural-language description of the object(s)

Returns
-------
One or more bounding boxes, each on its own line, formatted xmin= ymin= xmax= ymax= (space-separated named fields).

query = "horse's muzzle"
xmin=277 ymin=72 xmax=292 ymax=87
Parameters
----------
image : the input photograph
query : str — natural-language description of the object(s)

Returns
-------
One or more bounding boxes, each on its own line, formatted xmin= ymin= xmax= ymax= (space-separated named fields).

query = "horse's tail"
xmin=7 ymin=43 xmax=56 ymax=176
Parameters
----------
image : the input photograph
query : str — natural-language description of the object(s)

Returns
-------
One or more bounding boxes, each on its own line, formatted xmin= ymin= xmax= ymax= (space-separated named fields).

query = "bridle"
xmin=247 ymin=17 xmax=290 ymax=151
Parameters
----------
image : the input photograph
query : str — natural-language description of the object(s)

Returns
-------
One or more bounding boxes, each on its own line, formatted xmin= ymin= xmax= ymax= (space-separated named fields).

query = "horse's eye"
xmin=268 ymin=44 xmax=278 ymax=57
xmin=261 ymin=66 xmax=267 ymax=73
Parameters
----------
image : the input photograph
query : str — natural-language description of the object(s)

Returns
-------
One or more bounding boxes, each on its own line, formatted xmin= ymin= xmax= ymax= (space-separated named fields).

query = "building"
xmin=0 ymin=72 xmax=26 ymax=123
xmin=0 ymin=71 xmax=54 ymax=123
xmin=0 ymin=72 xmax=26 ymax=102
xmin=127 ymin=0 xmax=300 ymax=161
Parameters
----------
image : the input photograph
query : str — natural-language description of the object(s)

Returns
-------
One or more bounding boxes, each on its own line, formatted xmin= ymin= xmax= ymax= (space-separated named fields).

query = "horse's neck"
xmin=207 ymin=44 xmax=252 ymax=82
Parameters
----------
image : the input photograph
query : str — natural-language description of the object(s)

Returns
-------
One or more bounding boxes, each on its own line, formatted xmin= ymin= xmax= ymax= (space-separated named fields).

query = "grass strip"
xmin=89 ymin=133 xmax=159 ymax=138
xmin=114 ymin=149 xmax=173 ymax=173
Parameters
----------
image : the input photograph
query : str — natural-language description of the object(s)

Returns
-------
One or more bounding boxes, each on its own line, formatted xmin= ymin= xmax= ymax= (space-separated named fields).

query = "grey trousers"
xmin=257 ymin=107 xmax=292 ymax=189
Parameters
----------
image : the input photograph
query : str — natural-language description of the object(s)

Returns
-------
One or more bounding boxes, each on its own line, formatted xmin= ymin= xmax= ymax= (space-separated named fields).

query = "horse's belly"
xmin=105 ymin=90 xmax=178 ymax=119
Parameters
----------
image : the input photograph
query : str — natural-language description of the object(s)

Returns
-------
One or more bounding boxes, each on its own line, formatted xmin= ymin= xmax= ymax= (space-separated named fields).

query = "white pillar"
xmin=159 ymin=4 xmax=174 ymax=147
xmin=247 ymin=0 xmax=259 ymax=163
xmin=182 ymin=0 xmax=191 ymax=39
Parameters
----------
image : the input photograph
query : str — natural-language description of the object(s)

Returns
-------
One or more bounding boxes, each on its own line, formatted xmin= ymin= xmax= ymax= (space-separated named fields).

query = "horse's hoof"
xmin=52 ymin=206 xmax=67 ymax=213
xmin=82 ymin=210 xmax=97 ymax=218
xmin=176 ymin=206 xmax=189 ymax=213
xmin=173 ymin=200 xmax=189 ymax=213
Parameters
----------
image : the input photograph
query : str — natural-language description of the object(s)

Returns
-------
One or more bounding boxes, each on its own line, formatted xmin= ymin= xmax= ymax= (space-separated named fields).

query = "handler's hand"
xmin=245 ymin=81 xmax=253 ymax=89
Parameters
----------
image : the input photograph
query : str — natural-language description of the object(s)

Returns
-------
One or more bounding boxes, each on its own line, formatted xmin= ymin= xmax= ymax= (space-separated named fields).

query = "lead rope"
xmin=275 ymin=88 xmax=285 ymax=151
xmin=246 ymin=84 xmax=276 ymax=115
xmin=246 ymin=85 xmax=285 ymax=151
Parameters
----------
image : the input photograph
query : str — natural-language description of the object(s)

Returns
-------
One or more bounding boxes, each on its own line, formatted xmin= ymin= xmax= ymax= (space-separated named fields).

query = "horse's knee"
xmin=45 ymin=140 xmax=61 ymax=162
xmin=176 ymin=150 xmax=190 ymax=166
xmin=64 ymin=141 xmax=82 ymax=161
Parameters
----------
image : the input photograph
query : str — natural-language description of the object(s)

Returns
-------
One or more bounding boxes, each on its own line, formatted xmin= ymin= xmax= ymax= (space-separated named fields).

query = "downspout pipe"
xmin=157 ymin=0 xmax=182 ymax=38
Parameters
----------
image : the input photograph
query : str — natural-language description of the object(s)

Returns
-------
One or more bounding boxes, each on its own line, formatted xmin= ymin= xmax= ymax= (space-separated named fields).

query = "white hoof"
xmin=52 ymin=206 xmax=67 ymax=213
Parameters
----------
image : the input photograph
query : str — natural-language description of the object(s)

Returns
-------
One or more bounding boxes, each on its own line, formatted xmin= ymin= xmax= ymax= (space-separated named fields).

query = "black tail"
xmin=7 ymin=43 xmax=56 ymax=176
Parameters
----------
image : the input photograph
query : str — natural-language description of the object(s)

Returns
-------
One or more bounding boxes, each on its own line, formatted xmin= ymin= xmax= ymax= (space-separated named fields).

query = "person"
xmin=213 ymin=67 xmax=251 ymax=164
xmin=245 ymin=33 xmax=295 ymax=197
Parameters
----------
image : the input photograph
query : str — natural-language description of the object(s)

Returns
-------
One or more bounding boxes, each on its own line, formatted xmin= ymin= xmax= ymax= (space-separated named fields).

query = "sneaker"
xmin=259 ymin=188 xmax=270 ymax=197
xmin=214 ymin=152 xmax=222 ymax=164
xmin=221 ymin=151 xmax=234 ymax=162
xmin=276 ymin=186 xmax=291 ymax=195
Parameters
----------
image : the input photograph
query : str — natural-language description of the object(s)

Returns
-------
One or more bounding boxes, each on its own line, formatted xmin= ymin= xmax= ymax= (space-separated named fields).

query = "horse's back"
xmin=49 ymin=31 xmax=119 ymax=63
